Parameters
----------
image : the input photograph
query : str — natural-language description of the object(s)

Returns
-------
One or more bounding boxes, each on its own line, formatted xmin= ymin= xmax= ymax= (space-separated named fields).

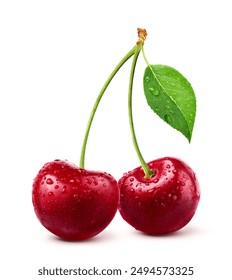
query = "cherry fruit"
xmin=32 ymin=160 xmax=119 ymax=240
xmin=118 ymin=157 xmax=200 ymax=235
xmin=32 ymin=29 xmax=200 ymax=239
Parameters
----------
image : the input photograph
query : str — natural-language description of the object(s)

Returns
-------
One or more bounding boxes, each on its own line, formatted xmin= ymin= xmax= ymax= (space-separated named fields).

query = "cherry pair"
xmin=32 ymin=29 xmax=200 ymax=240
xmin=32 ymin=157 xmax=199 ymax=240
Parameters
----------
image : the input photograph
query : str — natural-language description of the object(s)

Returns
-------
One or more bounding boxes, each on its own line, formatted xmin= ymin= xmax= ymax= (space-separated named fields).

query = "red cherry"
xmin=118 ymin=157 xmax=200 ymax=235
xmin=32 ymin=160 xmax=119 ymax=240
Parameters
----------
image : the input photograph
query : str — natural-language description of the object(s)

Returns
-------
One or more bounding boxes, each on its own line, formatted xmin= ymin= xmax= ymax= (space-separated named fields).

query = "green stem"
xmin=141 ymin=44 xmax=150 ymax=68
xmin=142 ymin=44 xmax=158 ymax=82
xmin=79 ymin=46 xmax=136 ymax=168
xmin=128 ymin=45 xmax=154 ymax=178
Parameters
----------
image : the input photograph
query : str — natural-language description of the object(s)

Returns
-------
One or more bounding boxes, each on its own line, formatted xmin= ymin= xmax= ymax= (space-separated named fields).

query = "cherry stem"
xmin=79 ymin=46 xmax=136 ymax=168
xmin=128 ymin=45 xmax=154 ymax=178
xmin=141 ymin=43 xmax=151 ymax=68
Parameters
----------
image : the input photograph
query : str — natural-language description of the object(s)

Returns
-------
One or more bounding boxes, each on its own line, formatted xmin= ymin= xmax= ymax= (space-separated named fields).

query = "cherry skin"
xmin=118 ymin=157 xmax=200 ymax=235
xmin=32 ymin=160 xmax=119 ymax=240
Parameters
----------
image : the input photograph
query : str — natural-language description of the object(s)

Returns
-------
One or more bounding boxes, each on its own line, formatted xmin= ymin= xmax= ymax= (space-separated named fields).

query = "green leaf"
xmin=143 ymin=64 xmax=196 ymax=142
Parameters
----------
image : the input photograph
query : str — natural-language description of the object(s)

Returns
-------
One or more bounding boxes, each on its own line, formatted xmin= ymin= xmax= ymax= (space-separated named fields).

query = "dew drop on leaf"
xmin=164 ymin=114 xmax=172 ymax=124
xmin=149 ymin=87 xmax=159 ymax=96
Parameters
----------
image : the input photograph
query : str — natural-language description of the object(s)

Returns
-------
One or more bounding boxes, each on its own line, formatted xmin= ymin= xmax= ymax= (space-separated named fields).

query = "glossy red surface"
xmin=32 ymin=160 xmax=119 ymax=240
xmin=118 ymin=157 xmax=200 ymax=234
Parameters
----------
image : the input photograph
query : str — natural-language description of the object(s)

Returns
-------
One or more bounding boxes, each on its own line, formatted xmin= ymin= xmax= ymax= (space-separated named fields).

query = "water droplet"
xmin=145 ymin=76 xmax=150 ymax=82
xmin=48 ymin=191 xmax=54 ymax=196
xmin=46 ymin=178 xmax=54 ymax=185
xmin=85 ymin=178 xmax=92 ymax=184
xmin=154 ymin=179 xmax=159 ymax=183
xmin=172 ymin=169 xmax=177 ymax=174
xmin=93 ymin=178 xmax=98 ymax=185
xmin=54 ymin=185 xmax=59 ymax=189
xmin=164 ymin=114 xmax=172 ymax=124
xmin=129 ymin=188 xmax=135 ymax=193
xmin=149 ymin=87 xmax=159 ymax=96
xmin=173 ymin=195 xmax=178 ymax=200
xmin=176 ymin=186 xmax=183 ymax=192
xmin=183 ymin=174 xmax=190 ymax=180
xmin=62 ymin=186 xmax=67 ymax=193
xmin=130 ymin=178 xmax=134 ymax=182
xmin=69 ymin=179 xmax=74 ymax=183
xmin=75 ymin=178 xmax=80 ymax=183
xmin=169 ymin=109 xmax=175 ymax=114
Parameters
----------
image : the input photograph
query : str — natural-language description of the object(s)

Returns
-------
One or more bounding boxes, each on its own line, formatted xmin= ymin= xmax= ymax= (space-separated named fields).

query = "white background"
xmin=1 ymin=0 xmax=231 ymax=279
